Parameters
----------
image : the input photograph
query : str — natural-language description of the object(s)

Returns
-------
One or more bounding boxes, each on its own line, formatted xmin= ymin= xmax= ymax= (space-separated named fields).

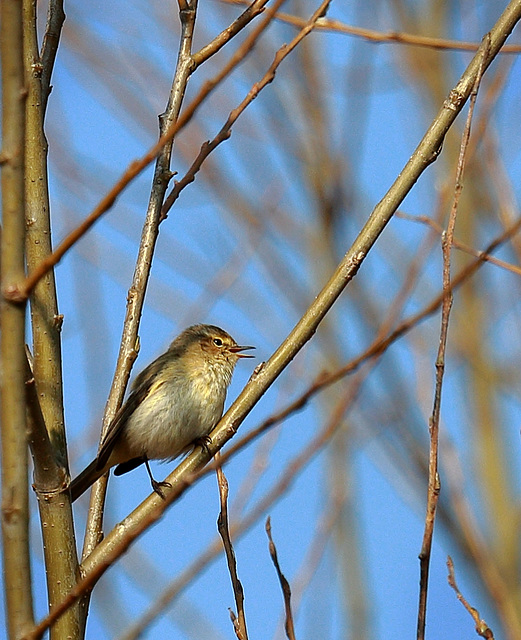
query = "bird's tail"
xmin=70 ymin=458 xmax=107 ymax=502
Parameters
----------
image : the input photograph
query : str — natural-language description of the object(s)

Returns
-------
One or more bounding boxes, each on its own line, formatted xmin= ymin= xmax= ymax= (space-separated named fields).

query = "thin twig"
xmin=416 ymin=34 xmax=490 ymax=640
xmin=216 ymin=456 xmax=248 ymax=640
xmin=221 ymin=0 xmax=521 ymax=53
xmin=162 ymin=0 xmax=333 ymax=216
xmin=447 ymin=557 xmax=495 ymax=639
xmin=396 ymin=212 xmax=521 ymax=276
xmin=266 ymin=518 xmax=296 ymax=640
xmin=193 ymin=0 xmax=269 ymax=66
xmin=442 ymin=444 xmax=519 ymax=637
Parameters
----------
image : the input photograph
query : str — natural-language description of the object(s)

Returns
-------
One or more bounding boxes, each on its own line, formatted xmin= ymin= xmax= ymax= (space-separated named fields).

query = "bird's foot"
xmin=194 ymin=435 xmax=212 ymax=456
xmin=151 ymin=479 xmax=172 ymax=500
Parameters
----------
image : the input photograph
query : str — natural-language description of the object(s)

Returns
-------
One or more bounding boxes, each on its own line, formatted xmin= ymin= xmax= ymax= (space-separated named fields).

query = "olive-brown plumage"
xmin=70 ymin=324 xmax=254 ymax=501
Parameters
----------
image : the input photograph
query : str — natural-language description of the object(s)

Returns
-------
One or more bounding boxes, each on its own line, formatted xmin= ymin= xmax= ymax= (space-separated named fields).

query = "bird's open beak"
xmin=230 ymin=345 xmax=255 ymax=358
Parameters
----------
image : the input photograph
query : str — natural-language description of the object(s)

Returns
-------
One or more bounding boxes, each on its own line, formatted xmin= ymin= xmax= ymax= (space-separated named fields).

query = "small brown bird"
xmin=70 ymin=324 xmax=254 ymax=501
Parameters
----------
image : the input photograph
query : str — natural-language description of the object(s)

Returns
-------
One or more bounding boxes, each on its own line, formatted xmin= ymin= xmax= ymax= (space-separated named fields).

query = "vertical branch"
xmin=23 ymin=0 xmax=82 ymax=636
xmin=0 ymin=0 xmax=34 ymax=636
xmin=216 ymin=457 xmax=249 ymax=640
xmin=266 ymin=517 xmax=296 ymax=640
xmin=81 ymin=1 xmax=199 ymax=559
xmin=416 ymin=36 xmax=489 ymax=640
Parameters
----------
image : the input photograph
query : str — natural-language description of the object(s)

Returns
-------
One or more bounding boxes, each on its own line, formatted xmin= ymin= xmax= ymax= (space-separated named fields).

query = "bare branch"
xmin=266 ymin=517 xmax=296 ymax=640
xmin=216 ymin=458 xmax=249 ymax=640
xmin=81 ymin=0 xmax=200 ymax=559
xmin=417 ymin=35 xmax=490 ymax=640
xmin=396 ymin=212 xmax=521 ymax=276
xmin=163 ymin=0 xmax=333 ymax=216
xmin=447 ymin=557 xmax=495 ymax=639
xmin=193 ymin=0 xmax=269 ymax=67
xmin=221 ymin=0 xmax=521 ymax=53
xmin=0 ymin=0 xmax=34 ymax=634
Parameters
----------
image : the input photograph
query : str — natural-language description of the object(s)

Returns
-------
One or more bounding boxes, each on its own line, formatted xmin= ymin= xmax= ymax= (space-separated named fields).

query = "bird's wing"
xmin=96 ymin=353 xmax=171 ymax=470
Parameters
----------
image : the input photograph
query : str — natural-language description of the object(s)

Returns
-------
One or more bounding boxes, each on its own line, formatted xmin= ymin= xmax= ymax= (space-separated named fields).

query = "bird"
xmin=69 ymin=324 xmax=254 ymax=501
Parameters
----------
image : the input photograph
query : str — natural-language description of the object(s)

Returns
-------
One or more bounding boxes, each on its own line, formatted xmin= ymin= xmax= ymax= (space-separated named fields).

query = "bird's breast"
xmin=122 ymin=364 xmax=229 ymax=461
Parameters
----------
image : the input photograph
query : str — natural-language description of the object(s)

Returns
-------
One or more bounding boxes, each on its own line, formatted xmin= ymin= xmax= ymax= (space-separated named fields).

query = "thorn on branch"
xmin=53 ymin=314 xmax=64 ymax=331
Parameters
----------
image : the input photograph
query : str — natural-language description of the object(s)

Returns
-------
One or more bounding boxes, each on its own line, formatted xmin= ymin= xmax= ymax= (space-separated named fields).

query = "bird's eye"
xmin=213 ymin=338 xmax=223 ymax=347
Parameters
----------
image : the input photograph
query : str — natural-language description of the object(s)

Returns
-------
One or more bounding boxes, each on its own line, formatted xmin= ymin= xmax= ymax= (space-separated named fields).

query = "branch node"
xmin=3 ymin=283 xmax=28 ymax=304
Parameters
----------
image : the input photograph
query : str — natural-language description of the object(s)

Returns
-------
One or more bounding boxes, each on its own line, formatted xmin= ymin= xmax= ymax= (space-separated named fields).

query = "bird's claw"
xmin=151 ymin=479 xmax=172 ymax=500
xmin=195 ymin=435 xmax=212 ymax=456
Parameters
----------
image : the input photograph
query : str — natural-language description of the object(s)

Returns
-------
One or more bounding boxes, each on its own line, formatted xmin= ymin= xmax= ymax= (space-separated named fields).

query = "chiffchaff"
xmin=70 ymin=324 xmax=254 ymax=501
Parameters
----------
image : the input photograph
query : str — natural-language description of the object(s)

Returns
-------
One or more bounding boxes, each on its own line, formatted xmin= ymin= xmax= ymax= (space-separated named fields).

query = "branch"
xmin=23 ymin=0 xmax=82 ymax=635
xmin=396 ymin=212 xmax=521 ymax=276
xmin=216 ymin=459 xmax=249 ymax=640
xmin=24 ymin=349 xmax=63 ymax=489
xmin=40 ymin=0 xmax=66 ymax=113
xmin=447 ymin=557 xmax=495 ymax=639
xmin=162 ymin=0 xmax=333 ymax=215
xmin=266 ymin=518 xmax=296 ymax=640
xmin=0 ymin=0 xmax=34 ymax=635
xmin=417 ymin=35 xmax=489 ymax=640
xmin=192 ymin=0 xmax=269 ymax=66
xmin=221 ymin=0 xmax=521 ymax=53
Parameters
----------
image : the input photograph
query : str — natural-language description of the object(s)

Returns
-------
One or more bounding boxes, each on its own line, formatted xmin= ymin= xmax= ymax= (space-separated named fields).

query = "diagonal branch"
xmin=162 ymin=0 xmax=333 ymax=216
xmin=192 ymin=0 xmax=269 ymax=66
xmin=447 ymin=557 xmax=495 ymax=639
